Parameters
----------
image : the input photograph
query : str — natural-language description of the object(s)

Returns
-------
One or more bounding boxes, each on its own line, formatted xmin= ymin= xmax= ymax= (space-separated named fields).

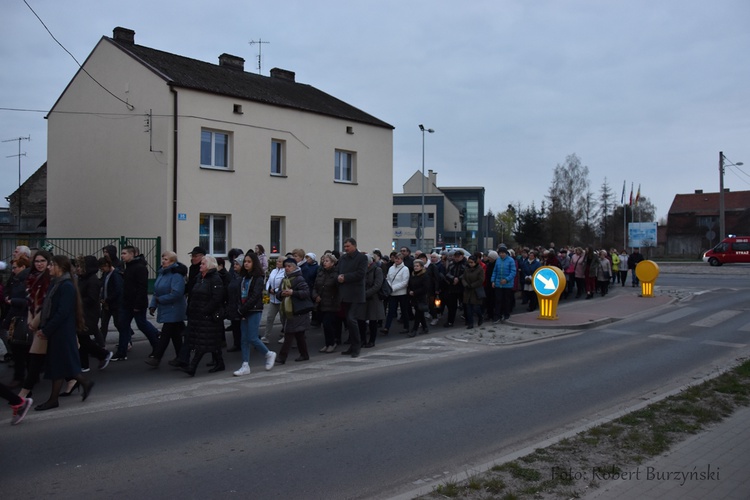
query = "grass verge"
xmin=420 ymin=357 xmax=750 ymax=499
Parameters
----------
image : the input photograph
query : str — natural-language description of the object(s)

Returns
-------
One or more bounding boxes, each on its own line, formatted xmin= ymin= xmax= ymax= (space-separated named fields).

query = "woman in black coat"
xmin=275 ymin=258 xmax=311 ymax=364
xmin=69 ymin=256 xmax=111 ymax=379
xmin=3 ymin=255 xmax=31 ymax=387
xmin=407 ymin=260 xmax=431 ymax=337
xmin=183 ymin=256 xmax=226 ymax=376
xmin=34 ymin=255 xmax=94 ymax=411
xmin=359 ymin=255 xmax=385 ymax=348
xmin=312 ymin=253 xmax=341 ymax=353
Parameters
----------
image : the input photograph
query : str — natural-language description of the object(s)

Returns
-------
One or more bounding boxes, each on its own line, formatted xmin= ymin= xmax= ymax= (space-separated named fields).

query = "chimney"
xmin=219 ymin=53 xmax=245 ymax=71
xmin=113 ymin=27 xmax=135 ymax=45
xmin=428 ymin=169 xmax=438 ymax=191
xmin=694 ymin=189 xmax=703 ymax=194
xmin=270 ymin=68 xmax=296 ymax=82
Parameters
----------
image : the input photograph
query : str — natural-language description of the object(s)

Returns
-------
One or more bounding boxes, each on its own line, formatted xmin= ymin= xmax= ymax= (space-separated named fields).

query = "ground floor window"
xmin=270 ymin=217 xmax=284 ymax=254
xmin=199 ymin=214 xmax=228 ymax=256
xmin=333 ymin=219 xmax=353 ymax=253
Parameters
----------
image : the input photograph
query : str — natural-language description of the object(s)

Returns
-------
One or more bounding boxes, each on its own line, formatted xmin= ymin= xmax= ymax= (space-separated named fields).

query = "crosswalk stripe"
xmin=650 ymin=334 xmax=689 ymax=342
xmin=647 ymin=307 xmax=698 ymax=324
xmin=690 ymin=310 xmax=742 ymax=328
xmin=740 ymin=322 xmax=750 ymax=332
xmin=701 ymin=340 xmax=747 ymax=348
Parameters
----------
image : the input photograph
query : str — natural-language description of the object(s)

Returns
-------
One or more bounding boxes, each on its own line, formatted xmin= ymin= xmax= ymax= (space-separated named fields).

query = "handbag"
xmin=291 ymin=295 xmax=315 ymax=316
xmin=475 ymin=286 xmax=486 ymax=300
xmin=378 ymin=278 xmax=393 ymax=300
xmin=602 ymin=271 xmax=611 ymax=281
xmin=8 ymin=315 xmax=31 ymax=345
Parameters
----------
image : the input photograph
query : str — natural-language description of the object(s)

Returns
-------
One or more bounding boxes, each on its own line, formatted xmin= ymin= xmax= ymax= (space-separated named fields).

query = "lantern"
xmin=434 ymin=296 xmax=441 ymax=308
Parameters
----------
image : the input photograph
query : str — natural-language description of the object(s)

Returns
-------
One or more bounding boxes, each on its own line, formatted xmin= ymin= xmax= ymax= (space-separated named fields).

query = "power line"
xmin=23 ymin=0 xmax=134 ymax=111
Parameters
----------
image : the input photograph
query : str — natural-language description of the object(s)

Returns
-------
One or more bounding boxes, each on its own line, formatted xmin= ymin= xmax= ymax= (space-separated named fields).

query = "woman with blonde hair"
xmin=183 ymin=256 xmax=226 ymax=376
xmin=146 ymin=251 xmax=187 ymax=367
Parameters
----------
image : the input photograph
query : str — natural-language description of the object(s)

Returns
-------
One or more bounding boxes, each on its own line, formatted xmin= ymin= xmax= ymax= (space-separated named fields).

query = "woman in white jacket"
xmin=263 ymin=258 xmax=286 ymax=343
xmin=381 ymin=254 xmax=410 ymax=335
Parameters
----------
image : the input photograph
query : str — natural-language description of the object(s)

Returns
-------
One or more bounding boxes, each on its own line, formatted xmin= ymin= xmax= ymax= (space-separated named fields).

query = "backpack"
xmin=378 ymin=277 xmax=392 ymax=300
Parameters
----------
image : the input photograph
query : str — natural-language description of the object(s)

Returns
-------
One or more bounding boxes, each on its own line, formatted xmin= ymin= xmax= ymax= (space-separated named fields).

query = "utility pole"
xmin=3 ymin=135 xmax=30 ymax=231
xmin=248 ymin=39 xmax=270 ymax=74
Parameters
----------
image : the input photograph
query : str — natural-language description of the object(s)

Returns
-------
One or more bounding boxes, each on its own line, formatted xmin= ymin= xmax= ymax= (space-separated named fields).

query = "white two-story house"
xmin=46 ymin=27 xmax=394 ymax=257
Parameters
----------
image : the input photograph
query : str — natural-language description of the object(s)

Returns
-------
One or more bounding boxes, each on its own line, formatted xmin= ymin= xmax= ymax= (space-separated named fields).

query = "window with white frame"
xmin=333 ymin=219 xmax=353 ymax=252
xmin=334 ymin=150 xmax=355 ymax=182
xmin=270 ymin=217 xmax=284 ymax=254
xmin=271 ymin=139 xmax=285 ymax=176
xmin=199 ymin=214 xmax=228 ymax=256
xmin=200 ymin=129 xmax=230 ymax=169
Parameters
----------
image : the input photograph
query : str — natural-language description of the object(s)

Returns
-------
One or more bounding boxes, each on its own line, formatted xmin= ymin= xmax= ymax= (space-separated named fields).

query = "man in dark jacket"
xmin=337 ymin=238 xmax=367 ymax=358
xmin=111 ymin=246 xmax=159 ymax=361
xmin=442 ymin=251 xmax=468 ymax=327
xmin=629 ymin=248 xmax=644 ymax=287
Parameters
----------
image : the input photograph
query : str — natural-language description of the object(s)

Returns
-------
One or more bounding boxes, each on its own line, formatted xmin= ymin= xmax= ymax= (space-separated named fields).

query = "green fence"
xmin=1 ymin=236 xmax=161 ymax=290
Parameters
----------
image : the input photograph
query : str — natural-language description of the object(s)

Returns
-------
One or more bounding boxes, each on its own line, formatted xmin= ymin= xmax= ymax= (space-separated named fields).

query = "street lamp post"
xmin=719 ymin=151 xmax=744 ymax=240
xmin=418 ymin=124 xmax=434 ymax=251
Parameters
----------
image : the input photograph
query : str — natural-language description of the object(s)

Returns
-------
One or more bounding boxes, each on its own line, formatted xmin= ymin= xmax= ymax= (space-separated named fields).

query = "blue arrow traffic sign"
xmin=533 ymin=267 xmax=560 ymax=297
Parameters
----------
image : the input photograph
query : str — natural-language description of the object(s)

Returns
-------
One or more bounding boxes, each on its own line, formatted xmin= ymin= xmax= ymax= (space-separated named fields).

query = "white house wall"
xmin=173 ymin=87 xmax=393 ymax=255
xmin=48 ymin=38 xmax=393 ymax=256
xmin=47 ymin=39 xmax=172 ymax=240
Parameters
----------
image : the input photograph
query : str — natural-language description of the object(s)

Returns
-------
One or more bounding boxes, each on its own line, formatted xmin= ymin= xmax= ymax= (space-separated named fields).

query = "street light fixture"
xmin=719 ymin=151 xmax=744 ymax=240
xmin=419 ymin=124 xmax=434 ymax=251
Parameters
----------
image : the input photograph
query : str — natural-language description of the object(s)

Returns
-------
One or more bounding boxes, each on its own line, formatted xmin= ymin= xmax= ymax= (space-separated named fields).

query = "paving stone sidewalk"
xmin=582 ymin=405 xmax=750 ymax=499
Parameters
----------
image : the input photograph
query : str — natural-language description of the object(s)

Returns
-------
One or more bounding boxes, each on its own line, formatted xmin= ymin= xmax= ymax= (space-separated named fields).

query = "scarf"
xmin=280 ymin=276 xmax=294 ymax=318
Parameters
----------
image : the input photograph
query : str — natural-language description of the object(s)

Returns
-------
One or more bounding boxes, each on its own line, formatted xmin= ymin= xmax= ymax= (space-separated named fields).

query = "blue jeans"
xmin=241 ymin=312 xmax=267 ymax=362
xmin=117 ymin=307 xmax=159 ymax=355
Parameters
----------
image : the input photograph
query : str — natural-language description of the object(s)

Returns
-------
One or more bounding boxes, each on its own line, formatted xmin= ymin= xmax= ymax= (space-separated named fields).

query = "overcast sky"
xmin=2 ymin=0 xmax=749 ymax=222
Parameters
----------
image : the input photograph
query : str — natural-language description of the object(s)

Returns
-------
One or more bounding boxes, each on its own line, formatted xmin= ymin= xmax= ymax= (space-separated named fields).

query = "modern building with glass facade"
xmin=392 ymin=170 xmax=485 ymax=253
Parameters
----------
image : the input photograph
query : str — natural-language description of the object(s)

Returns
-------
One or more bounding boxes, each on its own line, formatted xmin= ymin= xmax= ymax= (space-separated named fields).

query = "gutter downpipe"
xmin=170 ymin=85 xmax=178 ymax=252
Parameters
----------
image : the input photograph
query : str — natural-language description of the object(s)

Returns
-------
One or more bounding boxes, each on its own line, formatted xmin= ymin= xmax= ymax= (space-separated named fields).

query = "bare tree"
xmin=546 ymin=153 xmax=590 ymax=244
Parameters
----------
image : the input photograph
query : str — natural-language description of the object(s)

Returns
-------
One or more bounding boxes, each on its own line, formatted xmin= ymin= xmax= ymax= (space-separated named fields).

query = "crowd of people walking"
xmin=1 ymin=240 xmax=645 ymax=425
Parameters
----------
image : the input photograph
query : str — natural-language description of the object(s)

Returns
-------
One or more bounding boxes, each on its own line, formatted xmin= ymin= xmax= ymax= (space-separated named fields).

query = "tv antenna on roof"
xmin=248 ymin=39 xmax=270 ymax=75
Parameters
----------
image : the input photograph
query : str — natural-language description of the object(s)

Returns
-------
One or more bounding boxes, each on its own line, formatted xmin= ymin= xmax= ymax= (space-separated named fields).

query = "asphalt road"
xmin=2 ymin=269 xmax=749 ymax=499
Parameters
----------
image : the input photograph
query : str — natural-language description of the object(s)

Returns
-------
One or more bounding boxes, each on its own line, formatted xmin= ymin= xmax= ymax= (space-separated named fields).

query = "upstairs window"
xmin=201 ymin=129 xmax=230 ymax=169
xmin=271 ymin=139 xmax=285 ymax=175
xmin=335 ymin=150 xmax=355 ymax=183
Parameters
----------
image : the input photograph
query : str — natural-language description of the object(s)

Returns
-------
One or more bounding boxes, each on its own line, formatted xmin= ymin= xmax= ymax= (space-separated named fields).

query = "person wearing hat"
xmin=275 ymin=257 xmax=311 ymax=364
xmin=490 ymin=246 xmax=516 ymax=323
xmin=185 ymin=246 xmax=206 ymax=299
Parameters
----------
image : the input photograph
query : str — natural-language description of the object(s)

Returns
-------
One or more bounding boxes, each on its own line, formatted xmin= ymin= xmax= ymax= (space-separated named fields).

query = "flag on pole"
xmin=635 ymin=184 xmax=641 ymax=206
xmin=629 ymin=182 xmax=633 ymax=206
xmin=621 ymin=180 xmax=626 ymax=205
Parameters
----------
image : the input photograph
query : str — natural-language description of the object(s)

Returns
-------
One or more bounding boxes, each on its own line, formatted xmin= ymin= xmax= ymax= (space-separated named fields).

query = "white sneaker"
xmin=265 ymin=351 xmax=276 ymax=371
xmin=233 ymin=362 xmax=251 ymax=376
xmin=430 ymin=318 xmax=439 ymax=326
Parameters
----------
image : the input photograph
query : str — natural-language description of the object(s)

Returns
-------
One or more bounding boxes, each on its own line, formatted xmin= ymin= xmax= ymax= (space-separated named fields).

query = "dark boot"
xmin=182 ymin=351 xmax=204 ymax=377
xmin=208 ymin=351 xmax=225 ymax=373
